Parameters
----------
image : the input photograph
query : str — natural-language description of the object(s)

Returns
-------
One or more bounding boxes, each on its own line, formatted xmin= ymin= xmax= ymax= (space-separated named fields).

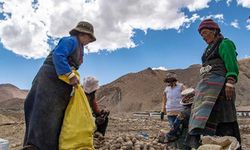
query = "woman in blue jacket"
xmin=22 ymin=21 xmax=96 ymax=150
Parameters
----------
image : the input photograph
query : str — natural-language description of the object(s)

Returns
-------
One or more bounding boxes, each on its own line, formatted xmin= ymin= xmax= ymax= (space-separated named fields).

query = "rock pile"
xmin=94 ymin=132 xmax=168 ymax=150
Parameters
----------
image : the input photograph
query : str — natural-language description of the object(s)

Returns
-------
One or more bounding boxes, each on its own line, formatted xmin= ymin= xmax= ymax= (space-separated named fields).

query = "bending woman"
xmin=23 ymin=21 xmax=96 ymax=150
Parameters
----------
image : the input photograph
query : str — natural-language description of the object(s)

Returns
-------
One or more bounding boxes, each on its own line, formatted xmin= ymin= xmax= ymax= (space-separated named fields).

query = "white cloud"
xmin=215 ymin=0 xmax=231 ymax=6
xmin=246 ymin=18 xmax=250 ymax=30
xmin=152 ymin=66 xmax=168 ymax=71
xmin=215 ymin=0 xmax=232 ymax=6
xmin=0 ymin=0 xmax=210 ymax=59
xmin=201 ymin=14 xmax=224 ymax=21
xmin=230 ymin=19 xmax=240 ymax=29
xmin=182 ymin=13 xmax=200 ymax=29
xmin=187 ymin=0 xmax=211 ymax=12
xmin=227 ymin=0 xmax=233 ymax=6
xmin=237 ymin=0 xmax=250 ymax=8
xmin=200 ymin=14 xmax=225 ymax=24
xmin=0 ymin=0 xmax=49 ymax=58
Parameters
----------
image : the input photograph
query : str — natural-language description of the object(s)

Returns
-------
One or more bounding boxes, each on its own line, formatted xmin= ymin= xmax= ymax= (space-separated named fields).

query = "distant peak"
xmin=188 ymin=64 xmax=201 ymax=68
xmin=0 ymin=83 xmax=19 ymax=89
xmin=239 ymin=57 xmax=250 ymax=63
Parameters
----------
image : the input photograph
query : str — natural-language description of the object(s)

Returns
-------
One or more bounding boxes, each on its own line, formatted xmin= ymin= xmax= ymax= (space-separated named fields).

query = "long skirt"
xmin=23 ymin=64 xmax=72 ymax=150
xmin=186 ymin=73 xmax=240 ymax=149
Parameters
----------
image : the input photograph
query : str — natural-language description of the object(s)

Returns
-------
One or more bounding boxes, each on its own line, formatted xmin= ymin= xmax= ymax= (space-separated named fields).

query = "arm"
xmin=162 ymin=92 xmax=167 ymax=113
xmin=219 ymin=39 xmax=239 ymax=100
xmin=160 ymin=92 xmax=167 ymax=120
xmin=219 ymin=39 xmax=239 ymax=82
xmin=52 ymin=37 xmax=77 ymax=75
xmin=93 ymin=98 xmax=101 ymax=115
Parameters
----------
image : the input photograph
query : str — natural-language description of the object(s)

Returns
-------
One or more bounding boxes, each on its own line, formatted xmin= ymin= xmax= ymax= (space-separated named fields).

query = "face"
xmin=167 ymin=81 xmax=176 ymax=87
xmin=200 ymin=29 xmax=216 ymax=44
xmin=78 ymin=33 xmax=92 ymax=45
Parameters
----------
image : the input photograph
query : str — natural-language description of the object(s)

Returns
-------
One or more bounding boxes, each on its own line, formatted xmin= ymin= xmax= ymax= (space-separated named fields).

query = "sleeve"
xmin=219 ymin=39 xmax=239 ymax=81
xmin=93 ymin=98 xmax=100 ymax=114
xmin=52 ymin=37 xmax=77 ymax=75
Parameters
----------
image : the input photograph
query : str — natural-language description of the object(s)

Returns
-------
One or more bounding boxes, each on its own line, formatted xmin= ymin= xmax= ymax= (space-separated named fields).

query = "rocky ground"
xmin=0 ymin=112 xmax=250 ymax=150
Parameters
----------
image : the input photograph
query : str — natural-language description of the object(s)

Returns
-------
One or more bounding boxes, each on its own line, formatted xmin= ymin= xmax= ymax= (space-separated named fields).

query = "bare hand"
xmin=225 ymin=86 xmax=235 ymax=100
xmin=69 ymin=76 xmax=79 ymax=88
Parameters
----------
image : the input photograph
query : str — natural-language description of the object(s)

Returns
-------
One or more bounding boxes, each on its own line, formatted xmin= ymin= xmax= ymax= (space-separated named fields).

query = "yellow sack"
xmin=58 ymin=71 xmax=96 ymax=150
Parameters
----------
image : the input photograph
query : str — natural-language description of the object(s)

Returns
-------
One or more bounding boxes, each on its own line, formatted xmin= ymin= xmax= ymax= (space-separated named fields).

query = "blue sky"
xmin=0 ymin=0 xmax=250 ymax=89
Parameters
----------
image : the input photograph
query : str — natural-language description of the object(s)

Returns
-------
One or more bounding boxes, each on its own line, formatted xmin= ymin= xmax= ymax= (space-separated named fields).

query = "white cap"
xmin=181 ymin=88 xmax=195 ymax=96
xmin=82 ymin=76 xmax=99 ymax=94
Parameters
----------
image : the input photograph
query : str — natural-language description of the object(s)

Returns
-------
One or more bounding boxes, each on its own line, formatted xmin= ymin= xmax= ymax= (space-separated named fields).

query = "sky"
xmin=0 ymin=0 xmax=250 ymax=89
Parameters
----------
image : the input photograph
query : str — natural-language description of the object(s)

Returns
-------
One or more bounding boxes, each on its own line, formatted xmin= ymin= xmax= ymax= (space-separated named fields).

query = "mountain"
xmin=0 ymin=84 xmax=28 ymax=103
xmin=96 ymin=58 xmax=250 ymax=113
xmin=0 ymin=58 xmax=249 ymax=113
xmin=0 ymin=84 xmax=28 ymax=114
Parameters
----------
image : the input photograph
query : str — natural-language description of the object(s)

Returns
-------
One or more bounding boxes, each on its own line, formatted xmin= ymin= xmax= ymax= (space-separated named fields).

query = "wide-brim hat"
xmin=69 ymin=21 xmax=96 ymax=42
xmin=82 ymin=76 xmax=99 ymax=94
xmin=180 ymin=88 xmax=195 ymax=106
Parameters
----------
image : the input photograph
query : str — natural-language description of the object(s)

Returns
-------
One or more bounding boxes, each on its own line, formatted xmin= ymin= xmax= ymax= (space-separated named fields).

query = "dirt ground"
xmin=0 ymin=112 xmax=250 ymax=150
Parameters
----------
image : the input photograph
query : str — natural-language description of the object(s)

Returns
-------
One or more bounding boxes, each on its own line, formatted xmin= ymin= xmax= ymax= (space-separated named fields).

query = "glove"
xmin=101 ymin=110 xmax=110 ymax=117
xmin=160 ymin=112 xmax=164 ymax=120
xmin=96 ymin=109 xmax=110 ymax=125
xmin=96 ymin=116 xmax=105 ymax=125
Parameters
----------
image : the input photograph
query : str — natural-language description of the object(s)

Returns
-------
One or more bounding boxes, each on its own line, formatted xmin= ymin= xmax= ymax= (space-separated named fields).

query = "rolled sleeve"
xmin=219 ymin=39 xmax=239 ymax=81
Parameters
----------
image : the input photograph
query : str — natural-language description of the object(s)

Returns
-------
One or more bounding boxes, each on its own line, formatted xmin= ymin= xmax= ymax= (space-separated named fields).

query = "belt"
xmin=200 ymin=65 xmax=212 ymax=75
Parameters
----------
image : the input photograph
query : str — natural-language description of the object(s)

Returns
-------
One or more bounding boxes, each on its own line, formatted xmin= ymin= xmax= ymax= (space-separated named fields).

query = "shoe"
xmin=165 ymin=133 xmax=178 ymax=142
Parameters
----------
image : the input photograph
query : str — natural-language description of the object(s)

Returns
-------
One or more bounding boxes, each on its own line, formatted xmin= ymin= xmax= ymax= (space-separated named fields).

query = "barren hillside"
xmin=97 ymin=58 xmax=250 ymax=113
xmin=0 ymin=84 xmax=28 ymax=103
xmin=0 ymin=58 xmax=249 ymax=113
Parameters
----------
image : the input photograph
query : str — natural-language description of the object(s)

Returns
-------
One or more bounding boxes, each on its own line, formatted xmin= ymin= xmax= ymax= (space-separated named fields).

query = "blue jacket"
xmin=52 ymin=36 xmax=81 ymax=75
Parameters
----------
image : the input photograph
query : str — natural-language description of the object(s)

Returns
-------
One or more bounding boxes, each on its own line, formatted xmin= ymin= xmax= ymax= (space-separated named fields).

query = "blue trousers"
xmin=167 ymin=115 xmax=177 ymax=127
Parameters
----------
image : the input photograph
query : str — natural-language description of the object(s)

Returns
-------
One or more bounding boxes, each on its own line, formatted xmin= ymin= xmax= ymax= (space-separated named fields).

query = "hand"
xmin=100 ymin=109 xmax=110 ymax=116
xmin=69 ymin=75 xmax=79 ymax=88
xmin=225 ymin=85 xmax=235 ymax=100
xmin=96 ymin=116 xmax=105 ymax=125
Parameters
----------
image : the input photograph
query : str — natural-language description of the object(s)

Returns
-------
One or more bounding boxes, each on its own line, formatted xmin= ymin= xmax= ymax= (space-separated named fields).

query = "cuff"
xmin=226 ymin=72 xmax=238 ymax=82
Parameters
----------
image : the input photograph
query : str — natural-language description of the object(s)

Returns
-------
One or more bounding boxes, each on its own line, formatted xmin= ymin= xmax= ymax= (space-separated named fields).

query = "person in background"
xmin=165 ymin=88 xmax=195 ymax=150
xmin=186 ymin=19 xmax=241 ymax=150
xmin=82 ymin=76 xmax=109 ymax=136
xmin=161 ymin=72 xmax=186 ymax=127
xmin=22 ymin=21 xmax=96 ymax=150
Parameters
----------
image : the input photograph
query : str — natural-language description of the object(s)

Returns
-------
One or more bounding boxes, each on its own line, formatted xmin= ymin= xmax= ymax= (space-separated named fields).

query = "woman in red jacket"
xmin=82 ymin=76 xmax=109 ymax=136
